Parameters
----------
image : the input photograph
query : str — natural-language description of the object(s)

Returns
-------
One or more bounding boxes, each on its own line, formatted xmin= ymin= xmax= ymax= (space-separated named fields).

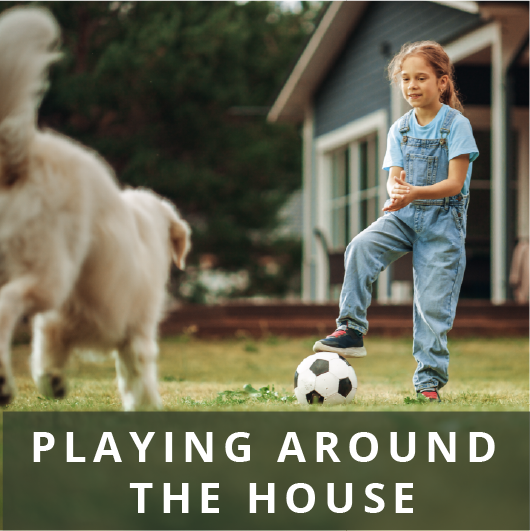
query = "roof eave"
xmin=267 ymin=1 xmax=368 ymax=124
xmin=267 ymin=0 xmax=493 ymax=125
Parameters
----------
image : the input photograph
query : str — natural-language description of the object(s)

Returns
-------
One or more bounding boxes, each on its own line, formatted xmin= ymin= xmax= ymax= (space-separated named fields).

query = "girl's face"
xmin=400 ymin=55 xmax=448 ymax=112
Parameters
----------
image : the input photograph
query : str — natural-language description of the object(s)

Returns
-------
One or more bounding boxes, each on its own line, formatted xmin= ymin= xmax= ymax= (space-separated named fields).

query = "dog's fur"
xmin=0 ymin=7 xmax=191 ymax=410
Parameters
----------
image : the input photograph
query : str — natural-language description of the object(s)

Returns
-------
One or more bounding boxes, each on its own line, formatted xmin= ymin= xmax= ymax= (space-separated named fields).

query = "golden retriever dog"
xmin=0 ymin=7 xmax=191 ymax=410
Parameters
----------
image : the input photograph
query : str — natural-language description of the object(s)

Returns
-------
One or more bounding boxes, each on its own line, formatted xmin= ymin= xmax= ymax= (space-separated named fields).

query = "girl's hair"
xmin=388 ymin=41 xmax=464 ymax=113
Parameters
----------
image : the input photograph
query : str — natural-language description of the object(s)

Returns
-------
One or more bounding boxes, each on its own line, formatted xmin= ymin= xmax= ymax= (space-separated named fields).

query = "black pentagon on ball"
xmin=306 ymin=390 xmax=324 ymax=404
xmin=294 ymin=370 xmax=298 ymax=388
xmin=309 ymin=359 xmax=329 ymax=376
xmin=338 ymin=377 xmax=353 ymax=397
xmin=338 ymin=355 xmax=351 ymax=366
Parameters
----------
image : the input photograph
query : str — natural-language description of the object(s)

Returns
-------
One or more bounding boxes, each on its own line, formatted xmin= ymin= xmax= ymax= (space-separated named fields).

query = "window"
xmin=314 ymin=108 xmax=389 ymax=302
xmin=329 ymin=134 xmax=380 ymax=249
xmin=358 ymin=134 xmax=379 ymax=232
xmin=330 ymin=148 xmax=350 ymax=249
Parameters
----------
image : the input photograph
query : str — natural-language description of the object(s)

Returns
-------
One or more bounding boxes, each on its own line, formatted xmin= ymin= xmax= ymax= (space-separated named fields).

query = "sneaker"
xmin=313 ymin=325 xmax=367 ymax=358
xmin=417 ymin=389 xmax=441 ymax=402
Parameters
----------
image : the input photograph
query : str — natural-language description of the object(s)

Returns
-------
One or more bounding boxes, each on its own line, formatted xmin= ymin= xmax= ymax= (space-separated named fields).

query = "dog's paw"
xmin=37 ymin=373 xmax=67 ymax=399
xmin=0 ymin=375 xmax=14 ymax=405
xmin=50 ymin=375 xmax=66 ymax=398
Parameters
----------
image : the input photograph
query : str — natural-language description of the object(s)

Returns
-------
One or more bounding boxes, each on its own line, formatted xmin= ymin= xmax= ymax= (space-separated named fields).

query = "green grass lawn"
xmin=4 ymin=335 xmax=529 ymax=411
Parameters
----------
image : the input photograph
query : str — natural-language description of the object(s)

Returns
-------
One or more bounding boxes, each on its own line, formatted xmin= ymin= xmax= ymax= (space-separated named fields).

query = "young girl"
xmin=313 ymin=41 xmax=479 ymax=402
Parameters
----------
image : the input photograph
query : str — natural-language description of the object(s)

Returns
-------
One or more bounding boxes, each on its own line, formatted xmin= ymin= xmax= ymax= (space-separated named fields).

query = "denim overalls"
xmin=337 ymin=108 xmax=469 ymax=392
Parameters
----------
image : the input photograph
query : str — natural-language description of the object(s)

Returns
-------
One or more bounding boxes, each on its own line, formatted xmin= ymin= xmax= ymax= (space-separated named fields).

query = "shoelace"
xmin=328 ymin=329 xmax=347 ymax=338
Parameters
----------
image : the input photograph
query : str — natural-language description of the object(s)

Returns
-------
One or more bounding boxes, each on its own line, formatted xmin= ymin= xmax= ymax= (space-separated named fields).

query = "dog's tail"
xmin=159 ymin=199 xmax=192 ymax=270
xmin=0 ymin=7 xmax=60 ymax=185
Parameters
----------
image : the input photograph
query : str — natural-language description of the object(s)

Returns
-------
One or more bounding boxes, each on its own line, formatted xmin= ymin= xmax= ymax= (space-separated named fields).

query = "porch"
xmin=160 ymin=300 xmax=529 ymax=338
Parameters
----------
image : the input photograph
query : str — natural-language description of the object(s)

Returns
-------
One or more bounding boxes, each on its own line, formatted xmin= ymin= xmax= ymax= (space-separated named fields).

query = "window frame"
xmin=314 ymin=109 xmax=389 ymax=302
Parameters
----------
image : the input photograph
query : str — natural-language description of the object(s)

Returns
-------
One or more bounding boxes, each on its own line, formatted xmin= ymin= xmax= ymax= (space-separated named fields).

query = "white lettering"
xmin=286 ymin=483 xmax=315 ymax=513
xmin=470 ymin=432 xmax=495 ymax=462
xmin=186 ymin=432 xmax=213 ymax=462
xmin=129 ymin=432 xmax=155 ymax=462
xmin=166 ymin=432 xmax=172 ymax=462
xmin=93 ymin=432 xmax=122 ymax=462
xmin=428 ymin=432 xmax=455 ymax=462
xmin=396 ymin=483 xmax=413 ymax=513
xmin=66 ymin=432 xmax=85 ymax=462
xmin=277 ymin=432 xmax=306 ymax=462
xmin=365 ymin=483 xmax=385 ymax=513
xmin=390 ymin=432 xmax=415 ymax=462
xmin=225 ymin=432 xmax=250 ymax=462
xmin=130 ymin=483 xmax=152 ymax=513
xmin=317 ymin=432 xmax=340 ymax=462
xmin=201 ymin=483 xmax=219 ymax=513
xmin=349 ymin=432 xmax=378 ymax=462
xmin=164 ymin=483 xmax=189 ymax=513
xmin=249 ymin=483 xmax=275 ymax=513
xmin=327 ymin=483 xmax=352 ymax=513
xmin=33 ymin=432 xmax=54 ymax=462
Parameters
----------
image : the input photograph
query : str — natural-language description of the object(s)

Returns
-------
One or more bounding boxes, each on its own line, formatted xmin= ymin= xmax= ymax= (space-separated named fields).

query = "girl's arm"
xmin=383 ymin=154 xmax=469 ymax=212
xmin=386 ymin=166 xmax=403 ymax=197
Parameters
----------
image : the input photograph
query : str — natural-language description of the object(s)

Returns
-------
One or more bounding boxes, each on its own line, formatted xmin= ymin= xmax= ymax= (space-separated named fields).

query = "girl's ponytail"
xmin=388 ymin=41 xmax=464 ymax=113
xmin=440 ymin=76 xmax=463 ymax=112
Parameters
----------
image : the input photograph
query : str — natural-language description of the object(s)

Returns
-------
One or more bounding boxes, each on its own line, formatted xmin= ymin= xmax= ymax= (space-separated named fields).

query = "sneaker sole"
xmin=312 ymin=341 xmax=367 ymax=358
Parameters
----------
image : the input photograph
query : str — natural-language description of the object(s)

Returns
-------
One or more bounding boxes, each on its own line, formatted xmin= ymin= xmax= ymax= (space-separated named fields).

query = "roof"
xmin=267 ymin=0 xmax=483 ymax=124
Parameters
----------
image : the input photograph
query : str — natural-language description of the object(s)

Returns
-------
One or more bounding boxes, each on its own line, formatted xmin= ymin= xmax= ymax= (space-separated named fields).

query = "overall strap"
xmin=439 ymin=108 xmax=460 ymax=140
xmin=440 ymin=108 xmax=462 ymax=208
xmin=398 ymin=110 xmax=413 ymax=133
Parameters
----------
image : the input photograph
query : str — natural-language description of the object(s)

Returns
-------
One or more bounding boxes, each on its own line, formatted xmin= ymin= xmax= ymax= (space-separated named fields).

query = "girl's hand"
xmin=383 ymin=171 xmax=416 ymax=212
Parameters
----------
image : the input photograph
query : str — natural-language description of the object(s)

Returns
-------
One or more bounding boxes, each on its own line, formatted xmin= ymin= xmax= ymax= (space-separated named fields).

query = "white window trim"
xmin=444 ymin=22 xmax=498 ymax=64
xmin=314 ymin=109 xmax=389 ymax=302
xmin=315 ymin=109 xmax=388 ymax=154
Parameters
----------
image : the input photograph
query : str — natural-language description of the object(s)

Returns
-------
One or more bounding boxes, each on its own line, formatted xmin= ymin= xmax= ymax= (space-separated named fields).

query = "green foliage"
xmin=1 ymin=1 xmax=320 ymax=297
xmin=217 ymin=384 xmax=296 ymax=405
xmin=403 ymin=395 xmax=430 ymax=405
xmin=163 ymin=384 xmax=296 ymax=408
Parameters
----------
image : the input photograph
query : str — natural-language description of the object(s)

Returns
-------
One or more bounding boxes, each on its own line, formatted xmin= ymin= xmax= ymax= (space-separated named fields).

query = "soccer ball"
xmin=294 ymin=352 xmax=357 ymax=405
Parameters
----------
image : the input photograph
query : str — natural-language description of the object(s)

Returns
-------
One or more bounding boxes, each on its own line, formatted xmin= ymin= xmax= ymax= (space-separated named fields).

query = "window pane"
xmin=332 ymin=150 xmax=349 ymax=198
xmin=359 ymin=141 xmax=368 ymax=191
xmin=358 ymin=135 xmax=379 ymax=232
xmin=368 ymin=196 xmax=377 ymax=225
xmin=332 ymin=206 xmax=348 ymax=248
xmin=330 ymin=148 xmax=350 ymax=248
xmin=360 ymin=200 xmax=367 ymax=232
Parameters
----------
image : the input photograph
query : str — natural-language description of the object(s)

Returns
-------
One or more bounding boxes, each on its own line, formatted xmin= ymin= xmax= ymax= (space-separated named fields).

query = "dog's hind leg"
xmin=115 ymin=335 xmax=161 ymax=411
xmin=31 ymin=313 xmax=71 ymax=399
xmin=0 ymin=276 xmax=56 ymax=404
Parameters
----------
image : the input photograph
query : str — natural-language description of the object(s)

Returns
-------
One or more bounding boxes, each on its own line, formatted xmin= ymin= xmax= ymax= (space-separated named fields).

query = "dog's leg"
xmin=115 ymin=335 xmax=161 ymax=411
xmin=31 ymin=314 xmax=71 ymax=399
xmin=0 ymin=276 xmax=55 ymax=404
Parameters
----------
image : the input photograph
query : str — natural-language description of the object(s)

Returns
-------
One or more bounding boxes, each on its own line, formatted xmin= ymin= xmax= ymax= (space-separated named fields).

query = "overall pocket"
xmin=406 ymin=154 xmax=438 ymax=186
xmin=451 ymin=205 xmax=466 ymax=234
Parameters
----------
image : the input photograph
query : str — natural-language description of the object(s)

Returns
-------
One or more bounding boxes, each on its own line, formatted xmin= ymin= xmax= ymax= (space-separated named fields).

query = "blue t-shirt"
xmin=382 ymin=104 xmax=479 ymax=195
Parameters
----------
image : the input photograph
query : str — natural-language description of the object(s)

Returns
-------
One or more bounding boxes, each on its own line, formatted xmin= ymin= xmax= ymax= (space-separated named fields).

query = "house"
xmin=268 ymin=1 xmax=529 ymax=304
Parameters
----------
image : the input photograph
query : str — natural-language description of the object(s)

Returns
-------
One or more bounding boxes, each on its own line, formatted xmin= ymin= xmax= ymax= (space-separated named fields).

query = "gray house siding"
xmin=313 ymin=1 xmax=482 ymax=138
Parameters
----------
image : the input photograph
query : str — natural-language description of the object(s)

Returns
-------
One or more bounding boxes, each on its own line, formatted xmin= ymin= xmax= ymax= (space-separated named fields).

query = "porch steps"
xmin=160 ymin=301 xmax=529 ymax=338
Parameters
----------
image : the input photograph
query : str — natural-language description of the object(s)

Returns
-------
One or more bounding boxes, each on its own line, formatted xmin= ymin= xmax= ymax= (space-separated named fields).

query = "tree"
xmin=2 ymin=1 xmax=323 ymax=297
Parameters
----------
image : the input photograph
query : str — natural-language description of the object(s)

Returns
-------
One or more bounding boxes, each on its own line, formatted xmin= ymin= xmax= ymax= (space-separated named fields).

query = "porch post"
xmin=315 ymin=152 xmax=330 ymax=302
xmin=491 ymin=23 xmax=507 ymax=304
xmin=302 ymin=106 xmax=314 ymax=301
